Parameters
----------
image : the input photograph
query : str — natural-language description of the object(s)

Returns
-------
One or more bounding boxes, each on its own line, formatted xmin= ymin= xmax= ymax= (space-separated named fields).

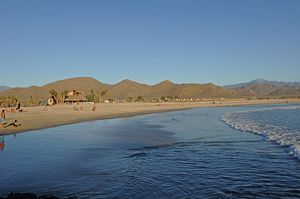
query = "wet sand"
xmin=0 ymin=99 xmax=299 ymax=135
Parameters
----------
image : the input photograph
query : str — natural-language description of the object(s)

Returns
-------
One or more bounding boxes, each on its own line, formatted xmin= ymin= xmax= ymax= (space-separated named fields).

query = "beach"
xmin=1 ymin=103 xmax=300 ymax=198
xmin=1 ymin=98 xmax=300 ymax=135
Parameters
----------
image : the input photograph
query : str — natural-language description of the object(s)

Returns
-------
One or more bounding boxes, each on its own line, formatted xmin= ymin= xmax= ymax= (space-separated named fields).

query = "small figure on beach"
xmin=15 ymin=101 xmax=25 ymax=112
xmin=43 ymin=106 xmax=50 ymax=111
xmin=11 ymin=107 xmax=16 ymax=114
xmin=16 ymin=101 xmax=21 ymax=110
xmin=5 ymin=120 xmax=21 ymax=128
xmin=1 ymin=110 xmax=6 ymax=129
xmin=13 ymin=120 xmax=21 ymax=127
xmin=92 ymin=103 xmax=96 ymax=111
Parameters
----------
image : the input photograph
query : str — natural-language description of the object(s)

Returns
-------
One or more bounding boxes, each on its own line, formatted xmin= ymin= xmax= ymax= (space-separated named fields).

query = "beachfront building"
xmin=104 ymin=98 xmax=115 ymax=103
xmin=64 ymin=90 xmax=88 ymax=104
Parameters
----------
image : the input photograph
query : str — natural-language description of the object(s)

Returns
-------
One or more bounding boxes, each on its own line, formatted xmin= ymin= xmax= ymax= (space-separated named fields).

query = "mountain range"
xmin=224 ymin=78 xmax=300 ymax=89
xmin=0 ymin=77 xmax=299 ymax=102
xmin=224 ymin=79 xmax=300 ymax=96
xmin=0 ymin=86 xmax=11 ymax=92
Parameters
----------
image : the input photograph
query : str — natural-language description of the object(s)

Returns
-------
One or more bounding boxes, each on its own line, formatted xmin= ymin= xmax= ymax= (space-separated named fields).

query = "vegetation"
xmin=62 ymin=89 xmax=69 ymax=99
xmin=0 ymin=96 xmax=19 ymax=108
xmin=86 ymin=89 xmax=108 ymax=102
xmin=160 ymin=96 xmax=173 ymax=102
xmin=49 ymin=89 xmax=58 ymax=98
xmin=127 ymin=96 xmax=133 ymax=102
xmin=101 ymin=90 xmax=108 ymax=97
xmin=136 ymin=96 xmax=144 ymax=102
xmin=86 ymin=89 xmax=96 ymax=102
xmin=99 ymin=90 xmax=108 ymax=103
xmin=27 ymin=95 xmax=41 ymax=107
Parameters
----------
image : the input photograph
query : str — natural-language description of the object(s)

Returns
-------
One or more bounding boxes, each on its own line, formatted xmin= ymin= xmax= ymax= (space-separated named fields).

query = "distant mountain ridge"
xmin=224 ymin=79 xmax=300 ymax=96
xmin=0 ymin=77 xmax=110 ymax=101
xmin=0 ymin=77 xmax=300 ymax=103
xmin=224 ymin=78 xmax=300 ymax=89
xmin=0 ymin=86 xmax=11 ymax=92
xmin=0 ymin=77 xmax=240 ymax=102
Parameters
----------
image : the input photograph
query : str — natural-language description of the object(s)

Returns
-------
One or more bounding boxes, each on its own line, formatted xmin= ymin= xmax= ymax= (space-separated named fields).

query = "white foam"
xmin=222 ymin=106 xmax=300 ymax=159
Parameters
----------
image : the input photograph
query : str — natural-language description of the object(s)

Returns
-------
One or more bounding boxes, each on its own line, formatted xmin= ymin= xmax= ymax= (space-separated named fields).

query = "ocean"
xmin=0 ymin=104 xmax=300 ymax=198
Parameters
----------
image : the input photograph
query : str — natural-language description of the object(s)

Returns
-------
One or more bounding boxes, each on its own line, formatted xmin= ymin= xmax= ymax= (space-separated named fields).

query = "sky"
xmin=0 ymin=0 xmax=300 ymax=87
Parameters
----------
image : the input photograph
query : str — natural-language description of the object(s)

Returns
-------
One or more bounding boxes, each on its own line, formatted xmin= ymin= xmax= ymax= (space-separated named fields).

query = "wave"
xmin=128 ymin=152 xmax=148 ymax=158
xmin=222 ymin=106 xmax=300 ymax=159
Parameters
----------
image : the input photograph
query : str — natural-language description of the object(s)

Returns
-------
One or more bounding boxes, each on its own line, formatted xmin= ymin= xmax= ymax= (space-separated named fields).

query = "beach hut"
xmin=64 ymin=90 xmax=88 ymax=104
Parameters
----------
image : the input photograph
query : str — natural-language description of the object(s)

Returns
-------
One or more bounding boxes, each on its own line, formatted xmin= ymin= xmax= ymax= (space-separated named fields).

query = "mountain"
xmin=268 ymin=86 xmax=300 ymax=96
xmin=43 ymin=77 xmax=111 ymax=93
xmin=224 ymin=79 xmax=300 ymax=96
xmin=0 ymin=77 xmax=241 ymax=102
xmin=106 ymin=80 xmax=238 ymax=99
xmin=106 ymin=79 xmax=151 ymax=99
xmin=151 ymin=83 xmax=238 ymax=98
xmin=1 ymin=77 xmax=299 ymax=103
xmin=0 ymin=77 xmax=111 ymax=101
xmin=148 ymin=80 xmax=177 ymax=98
xmin=224 ymin=78 xmax=300 ymax=89
xmin=0 ymin=86 xmax=11 ymax=92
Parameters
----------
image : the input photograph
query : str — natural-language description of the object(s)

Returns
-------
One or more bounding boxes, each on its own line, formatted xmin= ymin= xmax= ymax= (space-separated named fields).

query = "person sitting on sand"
xmin=18 ymin=108 xmax=25 ymax=112
xmin=5 ymin=120 xmax=21 ymax=128
xmin=12 ymin=120 xmax=21 ymax=127
xmin=1 ymin=110 xmax=6 ymax=129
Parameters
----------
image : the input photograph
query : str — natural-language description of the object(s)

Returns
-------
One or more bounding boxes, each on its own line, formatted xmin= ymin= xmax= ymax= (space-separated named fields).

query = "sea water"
xmin=0 ymin=104 xmax=300 ymax=198
xmin=222 ymin=105 xmax=300 ymax=159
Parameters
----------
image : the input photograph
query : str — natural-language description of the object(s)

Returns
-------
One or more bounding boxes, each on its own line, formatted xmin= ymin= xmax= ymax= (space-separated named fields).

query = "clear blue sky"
xmin=1 ymin=0 xmax=300 ymax=87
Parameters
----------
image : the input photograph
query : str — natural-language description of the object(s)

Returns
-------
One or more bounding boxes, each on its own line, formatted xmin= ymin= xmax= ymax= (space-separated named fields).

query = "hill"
xmin=43 ymin=77 xmax=111 ymax=94
xmin=1 ymin=77 xmax=300 ymax=104
xmin=224 ymin=78 xmax=300 ymax=89
xmin=224 ymin=79 xmax=300 ymax=96
xmin=106 ymin=79 xmax=151 ymax=99
xmin=0 ymin=86 xmax=11 ymax=92
xmin=0 ymin=77 xmax=111 ymax=102
xmin=105 ymin=80 xmax=239 ymax=99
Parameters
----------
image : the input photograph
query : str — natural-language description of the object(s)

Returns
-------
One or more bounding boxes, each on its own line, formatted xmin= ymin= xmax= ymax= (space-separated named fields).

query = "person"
xmin=4 ymin=120 xmax=21 ymax=128
xmin=12 ymin=120 xmax=21 ymax=127
xmin=1 ymin=110 xmax=6 ymax=129
xmin=16 ymin=102 xmax=25 ymax=112
xmin=11 ymin=107 xmax=16 ymax=114
xmin=16 ymin=101 xmax=21 ymax=110
xmin=92 ymin=102 xmax=96 ymax=111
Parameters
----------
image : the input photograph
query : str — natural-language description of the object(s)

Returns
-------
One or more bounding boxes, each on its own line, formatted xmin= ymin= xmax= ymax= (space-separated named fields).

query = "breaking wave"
xmin=222 ymin=106 xmax=300 ymax=159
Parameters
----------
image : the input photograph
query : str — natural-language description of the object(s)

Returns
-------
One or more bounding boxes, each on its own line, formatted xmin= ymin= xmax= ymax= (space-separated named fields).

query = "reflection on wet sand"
xmin=0 ymin=136 xmax=4 ymax=151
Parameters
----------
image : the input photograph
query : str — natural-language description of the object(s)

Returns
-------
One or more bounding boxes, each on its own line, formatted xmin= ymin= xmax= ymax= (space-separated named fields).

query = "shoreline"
xmin=1 ymin=99 xmax=300 ymax=135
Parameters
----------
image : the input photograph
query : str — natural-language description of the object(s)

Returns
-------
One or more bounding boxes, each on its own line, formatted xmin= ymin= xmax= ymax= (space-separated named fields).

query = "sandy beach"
xmin=0 ymin=99 xmax=300 ymax=135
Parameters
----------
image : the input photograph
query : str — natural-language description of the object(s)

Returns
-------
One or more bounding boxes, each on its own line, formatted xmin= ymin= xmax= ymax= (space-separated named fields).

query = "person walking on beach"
xmin=1 ymin=110 xmax=6 ymax=129
xmin=92 ymin=102 xmax=96 ymax=111
xmin=16 ymin=101 xmax=21 ymax=110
